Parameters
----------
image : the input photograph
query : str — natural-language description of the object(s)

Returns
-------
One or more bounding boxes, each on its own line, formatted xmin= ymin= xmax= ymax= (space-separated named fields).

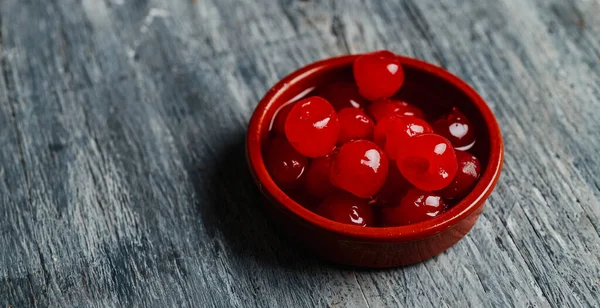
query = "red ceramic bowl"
xmin=247 ymin=54 xmax=503 ymax=268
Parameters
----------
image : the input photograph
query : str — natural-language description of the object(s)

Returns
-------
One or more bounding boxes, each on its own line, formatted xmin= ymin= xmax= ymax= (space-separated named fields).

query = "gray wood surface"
xmin=0 ymin=0 xmax=599 ymax=307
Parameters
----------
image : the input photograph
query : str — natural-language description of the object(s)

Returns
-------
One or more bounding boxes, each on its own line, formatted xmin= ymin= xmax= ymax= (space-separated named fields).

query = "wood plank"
xmin=0 ymin=0 xmax=599 ymax=307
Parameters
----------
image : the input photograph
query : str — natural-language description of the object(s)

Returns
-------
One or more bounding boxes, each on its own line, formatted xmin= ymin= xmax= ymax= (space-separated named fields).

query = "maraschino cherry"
xmin=285 ymin=96 xmax=340 ymax=158
xmin=317 ymin=192 xmax=374 ymax=226
xmin=264 ymin=137 xmax=308 ymax=189
xmin=432 ymin=108 xmax=476 ymax=150
xmin=353 ymin=51 xmax=404 ymax=100
xmin=329 ymin=140 xmax=389 ymax=198
xmin=337 ymin=108 xmax=375 ymax=143
xmin=438 ymin=151 xmax=481 ymax=199
xmin=396 ymin=133 xmax=458 ymax=191
xmin=381 ymin=188 xmax=446 ymax=226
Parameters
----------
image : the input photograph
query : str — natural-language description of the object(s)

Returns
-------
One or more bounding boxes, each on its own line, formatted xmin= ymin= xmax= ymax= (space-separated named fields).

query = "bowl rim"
xmin=247 ymin=54 xmax=504 ymax=241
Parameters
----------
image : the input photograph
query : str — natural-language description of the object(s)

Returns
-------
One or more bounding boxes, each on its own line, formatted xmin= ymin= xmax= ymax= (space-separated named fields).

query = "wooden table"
xmin=1 ymin=0 xmax=599 ymax=306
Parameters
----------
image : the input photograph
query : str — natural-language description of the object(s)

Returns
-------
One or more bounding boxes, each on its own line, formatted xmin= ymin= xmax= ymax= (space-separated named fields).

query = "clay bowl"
xmin=246 ymin=54 xmax=503 ymax=268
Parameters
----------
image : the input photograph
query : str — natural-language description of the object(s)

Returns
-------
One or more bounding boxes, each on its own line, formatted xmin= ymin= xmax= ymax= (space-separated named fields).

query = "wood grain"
xmin=0 ymin=0 xmax=599 ymax=307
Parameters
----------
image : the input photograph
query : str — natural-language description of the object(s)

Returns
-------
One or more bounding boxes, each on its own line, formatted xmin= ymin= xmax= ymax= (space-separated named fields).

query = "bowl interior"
xmin=249 ymin=55 xmax=502 ymax=240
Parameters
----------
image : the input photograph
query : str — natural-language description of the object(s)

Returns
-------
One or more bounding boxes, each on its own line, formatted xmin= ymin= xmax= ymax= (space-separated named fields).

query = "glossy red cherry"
xmin=373 ymin=165 xmax=412 ymax=207
xmin=337 ymin=108 xmax=375 ymax=143
xmin=438 ymin=151 xmax=481 ymax=199
xmin=305 ymin=156 xmax=337 ymax=199
xmin=381 ymin=188 xmax=446 ymax=226
xmin=285 ymin=96 xmax=340 ymax=158
xmin=432 ymin=108 xmax=476 ymax=150
xmin=396 ymin=134 xmax=458 ymax=191
xmin=329 ymin=140 xmax=389 ymax=198
xmin=367 ymin=99 xmax=424 ymax=122
xmin=272 ymin=103 xmax=294 ymax=135
xmin=264 ymin=137 xmax=308 ymax=189
xmin=353 ymin=51 xmax=404 ymax=100
xmin=316 ymin=192 xmax=374 ymax=226
xmin=317 ymin=81 xmax=368 ymax=110
xmin=374 ymin=116 xmax=433 ymax=159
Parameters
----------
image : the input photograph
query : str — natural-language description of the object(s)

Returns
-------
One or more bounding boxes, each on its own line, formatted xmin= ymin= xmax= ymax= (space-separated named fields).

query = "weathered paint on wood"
xmin=0 ymin=0 xmax=599 ymax=307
